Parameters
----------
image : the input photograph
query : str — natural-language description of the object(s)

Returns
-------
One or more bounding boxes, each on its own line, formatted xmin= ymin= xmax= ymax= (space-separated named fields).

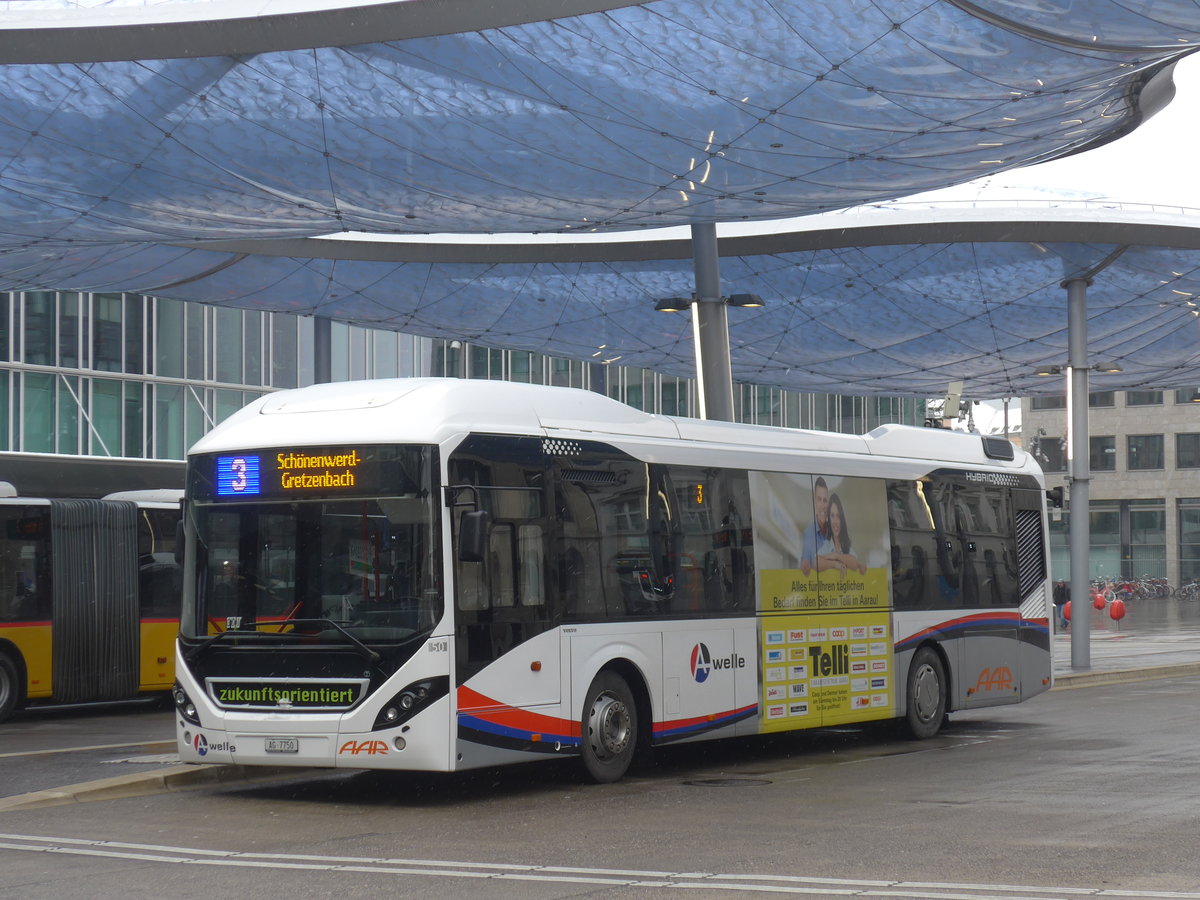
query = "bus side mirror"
xmin=458 ymin=510 xmax=491 ymax=563
xmin=1046 ymin=486 xmax=1064 ymax=509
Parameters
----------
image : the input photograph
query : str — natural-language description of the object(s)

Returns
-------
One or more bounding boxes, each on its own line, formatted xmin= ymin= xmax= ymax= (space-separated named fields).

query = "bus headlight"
xmin=173 ymin=682 xmax=202 ymax=726
xmin=372 ymin=676 xmax=448 ymax=731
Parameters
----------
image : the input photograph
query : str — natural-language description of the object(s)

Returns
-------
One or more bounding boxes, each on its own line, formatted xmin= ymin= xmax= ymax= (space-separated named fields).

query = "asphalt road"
xmin=0 ymin=700 xmax=175 ymax=799
xmin=1 ymin=676 xmax=1199 ymax=899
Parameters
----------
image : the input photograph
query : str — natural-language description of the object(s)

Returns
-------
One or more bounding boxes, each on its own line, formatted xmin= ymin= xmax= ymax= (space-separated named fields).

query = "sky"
xmin=907 ymin=53 xmax=1200 ymax=211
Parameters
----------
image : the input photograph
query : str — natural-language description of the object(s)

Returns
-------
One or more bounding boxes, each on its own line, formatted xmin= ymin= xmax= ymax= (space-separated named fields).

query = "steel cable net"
xmin=1 ymin=0 xmax=1198 ymax=244
xmin=6 ymin=232 xmax=1200 ymax=398
xmin=1 ymin=0 xmax=1200 ymax=397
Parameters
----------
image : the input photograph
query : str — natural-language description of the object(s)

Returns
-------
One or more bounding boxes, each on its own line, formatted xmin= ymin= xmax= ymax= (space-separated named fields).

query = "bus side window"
xmin=137 ymin=508 xmax=182 ymax=618
xmin=518 ymin=524 xmax=545 ymax=606
xmin=490 ymin=524 xmax=516 ymax=608
xmin=558 ymin=458 xmax=645 ymax=621
xmin=928 ymin=481 xmax=964 ymax=606
xmin=978 ymin=486 xmax=1021 ymax=607
xmin=886 ymin=480 xmax=937 ymax=611
xmin=456 ymin=511 xmax=490 ymax=612
xmin=666 ymin=465 xmax=755 ymax=615
xmin=638 ymin=467 xmax=681 ymax=615
xmin=0 ymin=507 xmax=51 ymax=622
xmin=557 ymin=479 xmax=607 ymax=619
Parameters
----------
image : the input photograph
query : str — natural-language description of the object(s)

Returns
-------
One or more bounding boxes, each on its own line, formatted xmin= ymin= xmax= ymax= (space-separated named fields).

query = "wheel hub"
xmin=913 ymin=663 xmax=940 ymax=722
xmin=587 ymin=692 xmax=631 ymax=760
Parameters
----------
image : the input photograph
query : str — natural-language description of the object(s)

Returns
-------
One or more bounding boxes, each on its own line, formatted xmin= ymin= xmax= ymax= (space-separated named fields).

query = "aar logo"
xmin=974 ymin=667 xmax=1014 ymax=692
xmin=338 ymin=740 xmax=389 ymax=756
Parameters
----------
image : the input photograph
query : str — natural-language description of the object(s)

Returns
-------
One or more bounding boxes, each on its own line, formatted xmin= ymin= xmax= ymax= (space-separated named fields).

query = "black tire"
xmin=0 ymin=651 xmax=21 ymax=725
xmin=904 ymin=646 xmax=946 ymax=740
xmin=581 ymin=670 xmax=638 ymax=783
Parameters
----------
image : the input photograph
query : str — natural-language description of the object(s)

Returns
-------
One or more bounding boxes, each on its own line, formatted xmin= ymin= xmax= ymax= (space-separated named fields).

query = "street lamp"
xmin=654 ymin=293 xmax=766 ymax=312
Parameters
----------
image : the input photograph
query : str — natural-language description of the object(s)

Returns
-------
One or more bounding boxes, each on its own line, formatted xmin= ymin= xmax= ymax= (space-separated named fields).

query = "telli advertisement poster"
xmin=749 ymin=472 xmax=894 ymax=732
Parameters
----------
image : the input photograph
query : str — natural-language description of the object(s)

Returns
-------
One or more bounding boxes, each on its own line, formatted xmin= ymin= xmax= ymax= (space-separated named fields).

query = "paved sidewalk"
xmin=1052 ymin=595 xmax=1200 ymax=686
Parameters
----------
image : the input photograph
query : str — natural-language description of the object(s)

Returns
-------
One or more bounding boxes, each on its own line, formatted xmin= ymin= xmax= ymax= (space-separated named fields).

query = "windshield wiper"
xmin=314 ymin=618 xmax=382 ymax=666
xmin=184 ymin=618 xmax=380 ymax=666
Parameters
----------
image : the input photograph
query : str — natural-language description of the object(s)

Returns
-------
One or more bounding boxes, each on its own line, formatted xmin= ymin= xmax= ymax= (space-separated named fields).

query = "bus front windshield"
xmin=184 ymin=494 xmax=442 ymax=643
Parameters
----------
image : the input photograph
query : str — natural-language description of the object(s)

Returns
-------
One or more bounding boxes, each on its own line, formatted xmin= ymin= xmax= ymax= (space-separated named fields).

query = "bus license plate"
xmin=265 ymin=737 xmax=299 ymax=754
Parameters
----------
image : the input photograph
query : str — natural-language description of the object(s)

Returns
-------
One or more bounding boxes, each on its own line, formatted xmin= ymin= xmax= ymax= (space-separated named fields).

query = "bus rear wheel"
xmin=581 ymin=671 xmax=637 ymax=783
xmin=0 ymin=651 xmax=21 ymax=724
xmin=904 ymin=646 xmax=946 ymax=740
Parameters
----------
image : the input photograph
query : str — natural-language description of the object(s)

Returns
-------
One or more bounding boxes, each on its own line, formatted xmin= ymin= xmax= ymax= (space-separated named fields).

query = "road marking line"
xmin=1 ymin=833 xmax=1198 ymax=899
xmin=0 ymin=740 xmax=175 ymax=760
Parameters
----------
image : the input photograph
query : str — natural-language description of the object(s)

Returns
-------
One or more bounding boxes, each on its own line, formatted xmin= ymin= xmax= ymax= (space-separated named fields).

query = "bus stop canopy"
xmin=1 ymin=1 xmax=1199 ymax=398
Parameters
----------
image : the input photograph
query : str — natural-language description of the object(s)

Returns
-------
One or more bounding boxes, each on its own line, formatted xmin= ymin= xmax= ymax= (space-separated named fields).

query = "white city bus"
xmin=173 ymin=379 xmax=1051 ymax=782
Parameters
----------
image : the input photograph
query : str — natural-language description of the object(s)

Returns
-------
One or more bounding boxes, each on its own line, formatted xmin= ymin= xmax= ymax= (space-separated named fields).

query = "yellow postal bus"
xmin=0 ymin=486 xmax=182 ymax=722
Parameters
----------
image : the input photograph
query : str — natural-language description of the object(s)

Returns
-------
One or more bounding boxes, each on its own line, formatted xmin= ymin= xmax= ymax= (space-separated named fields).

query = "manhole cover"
xmin=683 ymin=777 xmax=772 ymax=787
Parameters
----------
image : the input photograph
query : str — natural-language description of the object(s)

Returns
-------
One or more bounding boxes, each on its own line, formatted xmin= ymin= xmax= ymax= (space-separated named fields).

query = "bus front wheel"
xmin=0 ymin=651 xmax=21 ymax=724
xmin=581 ymin=671 xmax=637 ymax=783
xmin=904 ymin=646 xmax=946 ymax=740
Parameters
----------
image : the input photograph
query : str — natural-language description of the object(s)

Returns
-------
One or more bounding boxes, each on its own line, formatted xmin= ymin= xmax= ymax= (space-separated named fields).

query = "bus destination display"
xmin=212 ymin=447 xmax=382 ymax=500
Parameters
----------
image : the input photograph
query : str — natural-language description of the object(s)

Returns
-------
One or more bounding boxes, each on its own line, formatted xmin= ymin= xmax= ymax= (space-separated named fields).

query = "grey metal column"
xmin=1066 ymin=278 xmax=1091 ymax=669
xmin=690 ymin=223 xmax=735 ymax=422
xmin=313 ymin=315 xmax=332 ymax=385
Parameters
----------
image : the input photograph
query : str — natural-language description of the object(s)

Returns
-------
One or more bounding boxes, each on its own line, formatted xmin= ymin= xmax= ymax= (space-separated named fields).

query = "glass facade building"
xmin=1028 ymin=390 xmax=1200 ymax=588
xmin=0 ymin=290 xmax=925 ymax=471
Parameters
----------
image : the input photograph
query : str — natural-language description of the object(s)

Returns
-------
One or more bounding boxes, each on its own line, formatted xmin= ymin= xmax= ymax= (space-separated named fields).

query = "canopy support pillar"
xmin=1066 ymin=277 xmax=1091 ymax=670
xmin=313 ymin=315 xmax=332 ymax=385
xmin=690 ymin=223 xmax=735 ymax=422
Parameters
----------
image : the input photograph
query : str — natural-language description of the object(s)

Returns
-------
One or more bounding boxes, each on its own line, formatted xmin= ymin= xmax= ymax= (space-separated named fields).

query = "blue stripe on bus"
xmin=457 ymin=713 xmax=580 ymax=748
xmin=654 ymin=704 xmax=758 ymax=742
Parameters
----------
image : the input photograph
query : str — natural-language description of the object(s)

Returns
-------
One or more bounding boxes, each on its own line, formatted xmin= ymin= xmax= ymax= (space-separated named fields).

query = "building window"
xmin=1031 ymin=395 xmax=1065 ymax=410
xmin=1089 ymin=436 xmax=1116 ymax=471
xmin=1089 ymin=499 xmax=1122 ymax=582
xmin=1175 ymin=387 xmax=1200 ymax=404
xmin=1129 ymin=500 xmax=1166 ymax=580
xmin=1127 ymin=434 xmax=1164 ymax=470
xmin=1032 ymin=433 xmax=1066 ymax=472
xmin=93 ymin=293 xmax=123 ymax=373
xmin=155 ymin=298 xmax=184 ymax=378
xmin=1178 ymin=434 xmax=1200 ymax=469
xmin=24 ymin=291 xmax=56 ymax=367
xmin=1088 ymin=391 xmax=1115 ymax=408
xmin=1126 ymin=390 xmax=1162 ymax=406
xmin=1179 ymin=499 xmax=1200 ymax=583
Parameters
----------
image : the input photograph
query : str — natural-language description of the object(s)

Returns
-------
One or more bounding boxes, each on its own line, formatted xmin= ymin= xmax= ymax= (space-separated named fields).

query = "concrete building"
xmin=1023 ymin=389 xmax=1200 ymax=589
